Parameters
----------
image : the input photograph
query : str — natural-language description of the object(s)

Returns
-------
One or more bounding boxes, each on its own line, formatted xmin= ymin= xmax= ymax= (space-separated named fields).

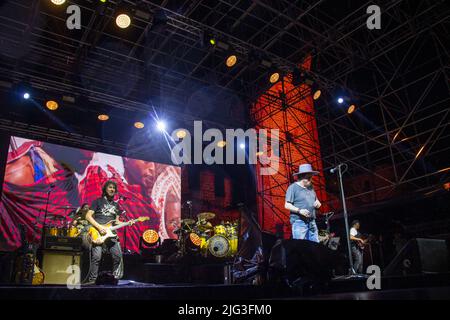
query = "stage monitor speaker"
xmin=41 ymin=250 xmax=81 ymax=285
xmin=384 ymin=238 xmax=449 ymax=276
xmin=268 ymin=239 xmax=341 ymax=284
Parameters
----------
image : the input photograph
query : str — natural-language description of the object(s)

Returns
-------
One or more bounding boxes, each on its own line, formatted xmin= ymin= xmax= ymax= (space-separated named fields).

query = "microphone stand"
xmin=40 ymin=184 xmax=55 ymax=248
xmin=334 ymin=164 xmax=356 ymax=276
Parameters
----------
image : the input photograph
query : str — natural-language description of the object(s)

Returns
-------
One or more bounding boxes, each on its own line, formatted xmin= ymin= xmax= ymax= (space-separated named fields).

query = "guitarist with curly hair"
xmin=84 ymin=180 xmax=134 ymax=284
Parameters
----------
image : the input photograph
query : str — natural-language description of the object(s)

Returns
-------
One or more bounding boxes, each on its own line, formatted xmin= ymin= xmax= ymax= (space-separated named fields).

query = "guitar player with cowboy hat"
xmin=284 ymin=164 xmax=322 ymax=242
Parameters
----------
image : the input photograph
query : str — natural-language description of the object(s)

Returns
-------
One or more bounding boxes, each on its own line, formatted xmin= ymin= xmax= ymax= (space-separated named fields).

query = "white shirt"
xmin=350 ymin=227 xmax=357 ymax=237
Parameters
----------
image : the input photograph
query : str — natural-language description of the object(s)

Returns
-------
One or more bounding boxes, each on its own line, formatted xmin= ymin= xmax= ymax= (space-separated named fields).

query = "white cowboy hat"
xmin=293 ymin=163 xmax=319 ymax=176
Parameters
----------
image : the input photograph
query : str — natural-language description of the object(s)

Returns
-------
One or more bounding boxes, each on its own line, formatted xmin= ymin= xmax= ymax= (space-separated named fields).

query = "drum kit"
xmin=175 ymin=212 xmax=239 ymax=259
xmin=43 ymin=206 xmax=80 ymax=238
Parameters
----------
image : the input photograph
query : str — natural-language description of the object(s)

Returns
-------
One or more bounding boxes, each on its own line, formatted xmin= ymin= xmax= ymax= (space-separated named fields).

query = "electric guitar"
xmin=15 ymin=224 xmax=45 ymax=285
xmin=358 ymin=234 xmax=374 ymax=250
xmin=88 ymin=216 xmax=149 ymax=245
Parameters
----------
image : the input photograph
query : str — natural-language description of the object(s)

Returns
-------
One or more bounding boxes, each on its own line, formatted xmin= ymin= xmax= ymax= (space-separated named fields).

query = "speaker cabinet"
xmin=384 ymin=238 xmax=449 ymax=276
xmin=41 ymin=250 xmax=81 ymax=285
xmin=268 ymin=239 xmax=341 ymax=283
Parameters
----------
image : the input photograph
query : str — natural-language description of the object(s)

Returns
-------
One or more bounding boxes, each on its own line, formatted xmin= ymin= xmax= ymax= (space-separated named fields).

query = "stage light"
xmin=239 ymin=143 xmax=245 ymax=149
xmin=23 ymin=92 xmax=30 ymax=100
xmin=157 ymin=121 xmax=166 ymax=131
xmin=134 ymin=121 xmax=145 ymax=129
xmin=116 ymin=14 xmax=131 ymax=29
xmin=46 ymin=100 xmax=59 ymax=111
xmin=209 ymin=38 xmax=216 ymax=46
xmin=347 ymin=104 xmax=356 ymax=114
xmin=189 ymin=233 xmax=202 ymax=246
xmin=444 ymin=182 xmax=450 ymax=191
xmin=176 ymin=129 xmax=187 ymax=139
xmin=269 ymin=72 xmax=280 ymax=84
xmin=337 ymin=97 xmax=344 ymax=104
xmin=217 ymin=140 xmax=226 ymax=148
xmin=51 ymin=0 xmax=66 ymax=5
xmin=98 ymin=114 xmax=109 ymax=121
xmin=313 ymin=89 xmax=321 ymax=100
xmin=142 ymin=229 xmax=159 ymax=245
xmin=226 ymin=55 xmax=237 ymax=68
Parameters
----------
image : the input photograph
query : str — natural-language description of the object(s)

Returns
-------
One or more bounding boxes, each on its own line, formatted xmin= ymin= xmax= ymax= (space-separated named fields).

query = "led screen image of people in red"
xmin=0 ymin=136 xmax=181 ymax=252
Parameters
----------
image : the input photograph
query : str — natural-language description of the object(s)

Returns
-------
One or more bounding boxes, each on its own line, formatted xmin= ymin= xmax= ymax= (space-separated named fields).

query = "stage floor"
xmin=1 ymin=273 xmax=450 ymax=300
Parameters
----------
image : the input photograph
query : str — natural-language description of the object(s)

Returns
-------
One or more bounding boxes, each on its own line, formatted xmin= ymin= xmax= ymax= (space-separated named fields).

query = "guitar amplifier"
xmin=41 ymin=250 xmax=81 ymax=285
xmin=44 ymin=236 xmax=83 ymax=251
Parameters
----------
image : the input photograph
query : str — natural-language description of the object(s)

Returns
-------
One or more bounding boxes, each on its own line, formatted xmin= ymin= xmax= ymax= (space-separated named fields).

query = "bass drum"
xmin=208 ymin=235 xmax=229 ymax=258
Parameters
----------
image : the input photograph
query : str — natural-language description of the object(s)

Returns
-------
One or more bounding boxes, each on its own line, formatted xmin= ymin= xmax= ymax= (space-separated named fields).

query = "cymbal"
xmin=197 ymin=212 xmax=215 ymax=220
xmin=197 ymin=221 xmax=213 ymax=229
xmin=181 ymin=218 xmax=196 ymax=225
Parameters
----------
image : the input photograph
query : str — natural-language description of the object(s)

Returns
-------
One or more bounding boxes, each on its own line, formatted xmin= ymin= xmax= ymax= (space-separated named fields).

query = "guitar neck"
xmin=109 ymin=218 xmax=140 ymax=231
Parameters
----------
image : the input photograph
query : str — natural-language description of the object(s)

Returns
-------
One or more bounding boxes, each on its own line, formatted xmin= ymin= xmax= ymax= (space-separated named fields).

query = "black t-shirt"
xmin=91 ymin=197 xmax=120 ymax=225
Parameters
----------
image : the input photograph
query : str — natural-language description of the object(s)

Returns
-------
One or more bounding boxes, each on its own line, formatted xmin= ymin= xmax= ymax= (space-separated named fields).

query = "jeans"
xmin=86 ymin=239 xmax=123 ymax=282
xmin=351 ymin=246 xmax=364 ymax=274
xmin=291 ymin=219 xmax=319 ymax=243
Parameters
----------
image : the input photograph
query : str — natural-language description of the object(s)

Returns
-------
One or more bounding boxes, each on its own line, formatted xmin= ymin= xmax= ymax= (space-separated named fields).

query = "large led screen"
xmin=0 ymin=136 xmax=181 ymax=252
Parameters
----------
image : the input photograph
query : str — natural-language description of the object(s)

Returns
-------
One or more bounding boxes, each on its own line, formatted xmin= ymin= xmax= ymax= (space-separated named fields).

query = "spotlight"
xmin=142 ymin=229 xmax=159 ymax=245
xmin=98 ymin=114 xmax=109 ymax=121
xmin=116 ymin=14 xmax=131 ymax=29
xmin=23 ymin=92 xmax=30 ymax=100
xmin=156 ymin=121 xmax=166 ymax=131
xmin=176 ymin=130 xmax=187 ymax=139
xmin=269 ymin=71 xmax=280 ymax=84
xmin=239 ymin=143 xmax=245 ymax=149
xmin=226 ymin=55 xmax=237 ymax=68
xmin=209 ymin=38 xmax=216 ymax=46
xmin=337 ymin=97 xmax=344 ymax=104
xmin=217 ymin=140 xmax=226 ymax=148
xmin=134 ymin=121 xmax=145 ymax=129
xmin=46 ymin=100 xmax=59 ymax=110
xmin=313 ymin=89 xmax=321 ymax=100
xmin=51 ymin=0 xmax=66 ymax=5
xmin=347 ymin=104 xmax=356 ymax=114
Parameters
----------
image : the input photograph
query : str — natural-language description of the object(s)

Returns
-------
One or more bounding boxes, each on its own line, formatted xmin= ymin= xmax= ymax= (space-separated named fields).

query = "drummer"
xmin=71 ymin=203 xmax=91 ymax=231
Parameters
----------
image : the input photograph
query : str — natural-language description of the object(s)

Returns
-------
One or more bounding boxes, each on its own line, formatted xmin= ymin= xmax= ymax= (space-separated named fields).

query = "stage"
xmin=1 ymin=273 xmax=449 ymax=300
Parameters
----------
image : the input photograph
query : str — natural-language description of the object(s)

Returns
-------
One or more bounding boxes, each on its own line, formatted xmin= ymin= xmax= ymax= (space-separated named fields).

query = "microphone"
xmin=330 ymin=164 xmax=344 ymax=173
